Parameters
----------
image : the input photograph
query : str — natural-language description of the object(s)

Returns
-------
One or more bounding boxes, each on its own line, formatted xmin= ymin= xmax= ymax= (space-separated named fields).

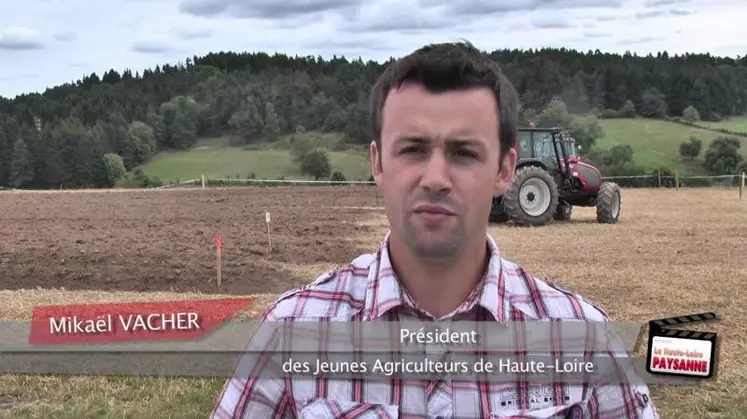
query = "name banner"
xmin=28 ymin=298 xmax=255 ymax=345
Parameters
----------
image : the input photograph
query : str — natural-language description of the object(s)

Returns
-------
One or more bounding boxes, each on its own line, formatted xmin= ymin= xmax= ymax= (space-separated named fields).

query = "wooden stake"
xmin=201 ymin=174 xmax=206 ymax=189
xmin=658 ymin=171 xmax=662 ymax=188
xmin=740 ymin=172 xmax=745 ymax=200
xmin=675 ymin=170 xmax=679 ymax=190
xmin=266 ymin=212 xmax=272 ymax=252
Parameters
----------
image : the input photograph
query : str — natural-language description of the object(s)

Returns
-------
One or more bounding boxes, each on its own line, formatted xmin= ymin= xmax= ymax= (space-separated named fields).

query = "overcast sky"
xmin=1 ymin=0 xmax=745 ymax=99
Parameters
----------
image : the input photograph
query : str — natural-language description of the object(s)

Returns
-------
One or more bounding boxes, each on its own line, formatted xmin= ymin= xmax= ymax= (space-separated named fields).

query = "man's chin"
xmin=408 ymin=222 xmax=452 ymax=236
xmin=410 ymin=241 xmax=461 ymax=260
xmin=410 ymin=212 xmax=459 ymax=230
xmin=404 ymin=230 xmax=462 ymax=259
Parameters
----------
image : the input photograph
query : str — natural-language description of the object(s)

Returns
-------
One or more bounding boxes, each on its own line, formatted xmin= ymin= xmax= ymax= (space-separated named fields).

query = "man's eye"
xmin=401 ymin=146 xmax=424 ymax=154
xmin=455 ymin=149 xmax=477 ymax=158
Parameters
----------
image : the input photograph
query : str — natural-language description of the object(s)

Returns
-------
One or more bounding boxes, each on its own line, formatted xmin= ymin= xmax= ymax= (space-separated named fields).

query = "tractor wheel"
xmin=596 ymin=182 xmax=621 ymax=224
xmin=504 ymin=166 xmax=559 ymax=226
xmin=490 ymin=213 xmax=510 ymax=223
xmin=489 ymin=197 xmax=509 ymax=223
xmin=554 ymin=201 xmax=572 ymax=221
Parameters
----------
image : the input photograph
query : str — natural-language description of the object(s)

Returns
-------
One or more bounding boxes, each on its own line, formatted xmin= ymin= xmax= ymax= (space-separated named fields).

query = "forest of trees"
xmin=1 ymin=47 xmax=747 ymax=189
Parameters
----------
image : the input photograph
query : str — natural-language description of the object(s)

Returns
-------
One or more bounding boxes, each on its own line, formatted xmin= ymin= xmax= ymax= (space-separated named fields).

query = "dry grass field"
xmin=0 ymin=185 xmax=745 ymax=418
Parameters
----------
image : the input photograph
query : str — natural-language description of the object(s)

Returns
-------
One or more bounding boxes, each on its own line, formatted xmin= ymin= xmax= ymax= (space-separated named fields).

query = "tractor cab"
xmin=489 ymin=125 xmax=621 ymax=226
xmin=515 ymin=127 xmax=573 ymax=184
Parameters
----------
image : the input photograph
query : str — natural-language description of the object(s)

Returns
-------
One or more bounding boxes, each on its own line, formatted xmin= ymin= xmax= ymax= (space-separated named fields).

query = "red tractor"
xmin=490 ymin=126 xmax=621 ymax=226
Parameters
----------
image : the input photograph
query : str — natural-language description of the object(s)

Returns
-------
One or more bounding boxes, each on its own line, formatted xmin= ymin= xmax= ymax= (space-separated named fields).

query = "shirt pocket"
xmin=299 ymin=398 xmax=399 ymax=419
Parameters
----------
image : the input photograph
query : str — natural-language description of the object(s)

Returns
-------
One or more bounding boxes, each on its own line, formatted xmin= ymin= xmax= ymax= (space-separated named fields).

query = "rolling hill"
xmin=696 ymin=116 xmax=747 ymax=133
xmin=139 ymin=133 xmax=372 ymax=183
xmin=137 ymin=118 xmax=747 ymax=183
xmin=596 ymin=118 xmax=747 ymax=175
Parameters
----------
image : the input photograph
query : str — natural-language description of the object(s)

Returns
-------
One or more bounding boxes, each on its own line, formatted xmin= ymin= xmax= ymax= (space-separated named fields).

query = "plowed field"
xmin=0 ymin=186 xmax=746 ymax=419
xmin=0 ymin=186 xmax=379 ymax=294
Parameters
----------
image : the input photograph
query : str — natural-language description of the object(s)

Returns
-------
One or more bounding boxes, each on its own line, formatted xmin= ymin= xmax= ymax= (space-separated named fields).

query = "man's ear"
xmin=494 ymin=147 xmax=517 ymax=196
xmin=370 ymin=140 xmax=383 ymax=186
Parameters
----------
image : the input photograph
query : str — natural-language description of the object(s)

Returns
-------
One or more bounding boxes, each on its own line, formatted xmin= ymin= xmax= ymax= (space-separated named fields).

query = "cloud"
xmin=429 ymin=0 xmax=623 ymax=17
xmin=54 ymin=31 xmax=77 ymax=42
xmin=339 ymin=0 xmax=454 ymax=33
xmin=617 ymin=36 xmax=662 ymax=45
xmin=0 ymin=26 xmax=45 ymax=50
xmin=335 ymin=0 xmax=619 ymax=33
xmin=583 ymin=30 xmax=612 ymax=38
xmin=644 ymin=0 xmax=689 ymax=7
xmin=67 ymin=60 xmax=89 ymax=68
xmin=179 ymin=0 xmax=357 ymax=19
xmin=531 ymin=15 xmax=575 ymax=29
xmin=178 ymin=0 xmax=623 ymax=33
xmin=171 ymin=27 xmax=213 ymax=40
xmin=120 ymin=17 xmax=144 ymax=29
xmin=596 ymin=15 xmax=617 ymax=21
xmin=635 ymin=10 xmax=666 ymax=19
xmin=303 ymin=37 xmax=395 ymax=52
xmin=508 ymin=22 xmax=529 ymax=30
xmin=131 ymin=39 xmax=176 ymax=54
xmin=637 ymin=8 xmax=693 ymax=18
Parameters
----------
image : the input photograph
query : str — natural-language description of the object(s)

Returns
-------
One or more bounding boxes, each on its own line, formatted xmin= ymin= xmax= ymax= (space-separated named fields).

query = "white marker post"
xmin=265 ymin=211 xmax=272 ymax=253
xmin=216 ymin=233 xmax=222 ymax=288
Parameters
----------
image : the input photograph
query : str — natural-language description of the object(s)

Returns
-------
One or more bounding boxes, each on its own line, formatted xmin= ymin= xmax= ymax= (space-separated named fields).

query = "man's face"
xmin=370 ymin=82 xmax=516 ymax=260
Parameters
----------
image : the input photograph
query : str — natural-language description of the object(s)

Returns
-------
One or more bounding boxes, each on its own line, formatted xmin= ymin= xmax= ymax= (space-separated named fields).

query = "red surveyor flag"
xmin=28 ymin=297 xmax=254 ymax=346
xmin=216 ymin=233 xmax=222 ymax=250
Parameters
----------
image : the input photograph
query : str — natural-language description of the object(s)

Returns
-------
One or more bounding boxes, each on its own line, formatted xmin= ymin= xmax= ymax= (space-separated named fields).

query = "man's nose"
xmin=421 ymin=151 xmax=451 ymax=192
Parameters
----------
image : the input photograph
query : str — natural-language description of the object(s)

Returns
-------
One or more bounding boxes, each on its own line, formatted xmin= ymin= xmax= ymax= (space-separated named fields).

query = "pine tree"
xmin=9 ymin=138 xmax=34 ymax=188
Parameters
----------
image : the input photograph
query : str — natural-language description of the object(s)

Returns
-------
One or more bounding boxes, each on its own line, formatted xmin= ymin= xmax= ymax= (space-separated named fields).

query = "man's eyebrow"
xmin=393 ymin=136 xmax=430 ymax=146
xmin=445 ymin=138 xmax=480 ymax=146
xmin=392 ymin=136 xmax=487 ymax=151
xmin=445 ymin=138 xmax=487 ymax=151
xmin=394 ymin=136 xmax=482 ymax=144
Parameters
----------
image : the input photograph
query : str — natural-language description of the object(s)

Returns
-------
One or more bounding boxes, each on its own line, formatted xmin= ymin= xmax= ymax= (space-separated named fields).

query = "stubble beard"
xmin=402 ymin=214 xmax=466 ymax=262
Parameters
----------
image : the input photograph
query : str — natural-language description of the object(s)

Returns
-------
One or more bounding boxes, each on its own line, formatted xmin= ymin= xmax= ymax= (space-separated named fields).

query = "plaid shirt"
xmin=211 ymin=233 xmax=659 ymax=419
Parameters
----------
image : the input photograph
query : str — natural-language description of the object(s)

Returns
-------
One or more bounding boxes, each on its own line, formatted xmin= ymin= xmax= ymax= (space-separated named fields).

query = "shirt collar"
xmin=364 ymin=231 xmax=506 ymax=321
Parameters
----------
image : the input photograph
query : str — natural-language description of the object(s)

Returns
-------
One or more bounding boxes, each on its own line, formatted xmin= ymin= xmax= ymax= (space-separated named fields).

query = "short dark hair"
xmin=369 ymin=40 xmax=519 ymax=161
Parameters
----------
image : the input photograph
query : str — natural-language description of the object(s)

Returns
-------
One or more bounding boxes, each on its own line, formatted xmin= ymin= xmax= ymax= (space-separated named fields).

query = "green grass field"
xmin=139 ymin=133 xmax=372 ymax=183
xmin=696 ymin=116 xmax=747 ymax=133
xmin=596 ymin=118 xmax=747 ymax=175
xmin=137 ymin=119 xmax=747 ymax=182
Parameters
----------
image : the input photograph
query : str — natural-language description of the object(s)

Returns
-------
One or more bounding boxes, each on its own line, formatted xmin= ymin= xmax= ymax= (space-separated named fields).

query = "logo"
xmin=645 ymin=312 xmax=719 ymax=379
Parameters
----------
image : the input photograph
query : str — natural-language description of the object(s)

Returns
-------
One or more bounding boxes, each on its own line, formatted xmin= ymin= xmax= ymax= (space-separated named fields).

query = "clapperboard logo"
xmin=646 ymin=312 xmax=719 ymax=379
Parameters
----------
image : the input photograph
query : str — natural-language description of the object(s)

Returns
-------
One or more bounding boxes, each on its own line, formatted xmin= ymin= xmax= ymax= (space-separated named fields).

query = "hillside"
xmin=696 ymin=116 xmax=747 ymax=134
xmin=596 ymin=118 xmax=747 ymax=175
xmin=138 ymin=118 xmax=747 ymax=184
xmin=1 ymin=46 xmax=747 ymax=189
xmin=139 ymin=133 xmax=371 ymax=183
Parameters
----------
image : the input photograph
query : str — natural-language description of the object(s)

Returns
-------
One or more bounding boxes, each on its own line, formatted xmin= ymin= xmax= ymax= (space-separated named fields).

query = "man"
xmin=211 ymin=41 xmax=659 ymax=419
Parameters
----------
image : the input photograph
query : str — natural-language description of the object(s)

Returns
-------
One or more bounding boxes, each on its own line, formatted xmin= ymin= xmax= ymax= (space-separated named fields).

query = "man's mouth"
xmin=412 ymin=204 xmax=456 ymax=216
